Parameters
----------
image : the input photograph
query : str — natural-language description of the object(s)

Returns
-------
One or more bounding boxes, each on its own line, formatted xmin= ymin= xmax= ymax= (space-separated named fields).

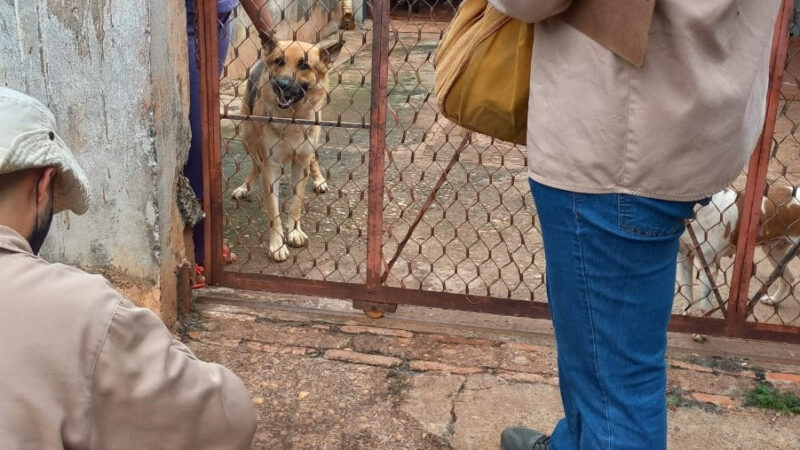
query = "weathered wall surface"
xmin=0 ymin=0 xmax=189 ymax=326
xmin=150 ymin=0 xmax=192 ymax=327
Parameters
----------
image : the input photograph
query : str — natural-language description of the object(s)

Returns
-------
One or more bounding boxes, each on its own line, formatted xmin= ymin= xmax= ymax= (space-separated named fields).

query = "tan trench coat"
xmin=488 ymin=0 xmax=782 ymax=201
xmin=0 ymin=225 xmax=256 ymax=449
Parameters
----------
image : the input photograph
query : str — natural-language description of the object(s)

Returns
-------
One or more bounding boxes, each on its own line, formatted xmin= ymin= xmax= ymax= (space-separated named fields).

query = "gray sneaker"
xmin=500 ymin=427 xmax=551 ymax=450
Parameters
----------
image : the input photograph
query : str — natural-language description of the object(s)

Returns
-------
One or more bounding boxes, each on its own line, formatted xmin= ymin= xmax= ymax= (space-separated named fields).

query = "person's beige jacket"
xmin=488 ymin=0 xmax=782 ymax=201
xmin=0 ymin=225 xmax=256 ymax=449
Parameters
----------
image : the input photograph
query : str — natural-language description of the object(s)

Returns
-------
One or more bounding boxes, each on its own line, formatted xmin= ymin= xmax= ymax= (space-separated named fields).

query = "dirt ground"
xmin=184 ymin=291 xmax=800 ymax=449
xmin=213 ymin=14 xmax=800 ymax=329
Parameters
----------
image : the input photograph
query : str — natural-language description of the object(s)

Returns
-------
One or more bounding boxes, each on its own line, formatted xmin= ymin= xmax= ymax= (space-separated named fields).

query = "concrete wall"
xmin=0 ymin=0 xmax=190 ymax=327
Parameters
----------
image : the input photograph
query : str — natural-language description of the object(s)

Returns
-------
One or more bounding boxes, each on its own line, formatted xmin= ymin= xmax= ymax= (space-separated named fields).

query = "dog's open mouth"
xmin=272 ymin=79 xmax=306 ymax=110
xmin=276 ymin=97 xmax=296 ymax=110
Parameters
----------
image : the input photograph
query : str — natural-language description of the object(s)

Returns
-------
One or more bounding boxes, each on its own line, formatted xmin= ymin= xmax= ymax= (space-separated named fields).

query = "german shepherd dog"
xmin=233 ymin=34 xmax=342 ymax=262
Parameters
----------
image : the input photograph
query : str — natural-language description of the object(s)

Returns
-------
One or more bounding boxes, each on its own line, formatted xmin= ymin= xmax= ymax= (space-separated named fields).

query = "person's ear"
xmin=36 ymin=168 xmax=57 ymax=205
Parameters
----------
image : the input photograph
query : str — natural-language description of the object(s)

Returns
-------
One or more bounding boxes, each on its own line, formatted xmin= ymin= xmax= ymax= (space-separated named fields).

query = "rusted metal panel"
xmin=669 ymin=315 xmax=800 ymax=344
xmin=195 ymin=0 xmax=800 ymax=343
xmin=218 ymin=271 xmax=553 ymax=318
xmin=727 ymin=0 xmax=794 ymax=326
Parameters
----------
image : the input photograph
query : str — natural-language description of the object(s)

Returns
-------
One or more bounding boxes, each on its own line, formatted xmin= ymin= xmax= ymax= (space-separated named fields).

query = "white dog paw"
xmin=692 ymin=334 xmax=708 ymax=343
xmin=287 ymin=228 xmax=308 ymax=248
xmin=759 ymin=295 xmax=780 ymax=306
xmin=232 ymin=185 xmax=250 ymax=200
xmin=314 ymin=180 xmax=329 ymax=194
xmin=270 ymin=243 xmax=290 ymax=262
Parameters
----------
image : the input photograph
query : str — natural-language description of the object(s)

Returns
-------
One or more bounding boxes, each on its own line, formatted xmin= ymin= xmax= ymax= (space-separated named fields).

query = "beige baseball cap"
xmin=0 ymin=87 xmax=90 ymax=215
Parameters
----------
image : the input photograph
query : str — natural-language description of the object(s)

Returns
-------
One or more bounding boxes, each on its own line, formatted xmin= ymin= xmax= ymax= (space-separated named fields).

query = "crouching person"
xmin=0 ymin=87 xmax=256 ymax=449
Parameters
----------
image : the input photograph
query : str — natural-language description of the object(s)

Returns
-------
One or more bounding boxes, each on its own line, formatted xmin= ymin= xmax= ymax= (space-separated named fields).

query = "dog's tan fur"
xmin=233 ymin=36 xmax=342 ymax=261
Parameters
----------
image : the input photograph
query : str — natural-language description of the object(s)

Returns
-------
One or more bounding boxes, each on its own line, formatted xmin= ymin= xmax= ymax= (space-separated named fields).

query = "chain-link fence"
xmin=197 ymin=0 xmax=800 ymax=342
xmin=380 ymin=2 xmax=542 ymax=301
xmin=745 ymin=32 xmax=800 ymax=328
xmin=218 ymin=0 xmax=369 ymax=283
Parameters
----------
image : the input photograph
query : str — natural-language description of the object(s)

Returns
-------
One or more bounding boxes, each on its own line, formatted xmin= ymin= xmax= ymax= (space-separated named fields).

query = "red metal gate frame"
xmin=197 ymin=0 xmax=800 ymax=343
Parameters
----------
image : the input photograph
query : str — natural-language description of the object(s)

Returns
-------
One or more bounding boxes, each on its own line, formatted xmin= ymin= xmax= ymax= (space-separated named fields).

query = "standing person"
xmin=0 ymin=87 xmax=257 ymax=448
xmin=186 ymin=0 xmax=274 ymax=287
xmin=484 ymin=1 xmax=783 ymax=449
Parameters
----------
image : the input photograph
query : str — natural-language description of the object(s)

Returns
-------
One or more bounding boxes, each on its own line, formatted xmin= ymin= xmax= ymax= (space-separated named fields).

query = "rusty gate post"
xmin=726 ymin=0 xmax=794 ymax=336
xmin=361 ymin=0 xmax=395 ymax=317
xmin=178 ymin=262 xmax=195 ymax=315
xmin=196 ymin=0 xmax=225 ymax=285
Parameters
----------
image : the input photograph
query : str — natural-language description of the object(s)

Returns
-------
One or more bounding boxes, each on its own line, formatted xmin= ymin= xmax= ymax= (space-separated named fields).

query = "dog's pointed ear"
xmin=319 ymin=38 xmax=344 ymax=67
xmin=259 ymin=30 xmax=277 ymax=54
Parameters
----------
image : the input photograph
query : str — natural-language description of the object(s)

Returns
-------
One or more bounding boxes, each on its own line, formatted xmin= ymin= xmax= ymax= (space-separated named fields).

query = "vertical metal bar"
xmin=197 ymin=0 xmax=224 ymax=284
xmin=367 ymin=0 xmax=390 ymax=290
xmin=178 ymin=262 xmax=194 ymax=315
xmin=727 ymin=0 xmax=793 ymax=330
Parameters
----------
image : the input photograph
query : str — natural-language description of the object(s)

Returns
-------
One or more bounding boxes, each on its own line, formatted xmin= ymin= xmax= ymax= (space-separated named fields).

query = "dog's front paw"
xmin=270 ymin=242 xmax=290 ymax=262
xmin=287 ymin=228 xmax=308 ymax=247
xmin=314 ymin=179 xmax=329 ymax=194
xmin=698 ymin=298 xmax=713 ymax=315
xmin=692 ymin=334 xmax=708 ymax=343
xmin=758 ymin=294 xmax=781 ymax=306
xmin=232 ymin=185 xmax=250 ymax=200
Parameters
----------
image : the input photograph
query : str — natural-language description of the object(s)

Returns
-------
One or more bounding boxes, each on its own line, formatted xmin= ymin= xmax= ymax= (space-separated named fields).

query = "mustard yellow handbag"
xmin=434 ymin=0 xmax=533 ymax=145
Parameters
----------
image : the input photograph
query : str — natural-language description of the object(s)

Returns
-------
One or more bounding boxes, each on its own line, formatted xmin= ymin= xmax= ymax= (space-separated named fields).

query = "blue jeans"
xmin=186 ymin=0 xmax=234 ymax=266
xmin=529 ymin=179 xmax=697 ymax=450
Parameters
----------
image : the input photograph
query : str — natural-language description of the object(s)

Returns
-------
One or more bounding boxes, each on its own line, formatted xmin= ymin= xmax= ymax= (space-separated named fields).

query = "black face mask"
xmin=27 ymin=176 xmax=54 ymax=255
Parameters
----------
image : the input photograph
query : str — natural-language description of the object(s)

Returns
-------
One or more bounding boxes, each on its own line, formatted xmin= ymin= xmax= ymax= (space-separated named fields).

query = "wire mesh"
xmin=215 ymin=0 xmax=547 ymax=301
xmin=220 ymin=0 xmax=372 ymax=283
xmin=204 ymin=0 xmax=800 ymax=340
xmin=743 ymin=34 xmax=800 ymax=327
xmin=676 ymin=191 xmax=740 ymax=320
xmin=380 ymin=1 xmax=545 ymax=301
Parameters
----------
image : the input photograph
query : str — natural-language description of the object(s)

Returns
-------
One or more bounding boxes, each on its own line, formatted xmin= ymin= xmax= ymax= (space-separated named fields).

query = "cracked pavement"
xmin=183 ymin=295 xmax=800 ymax=449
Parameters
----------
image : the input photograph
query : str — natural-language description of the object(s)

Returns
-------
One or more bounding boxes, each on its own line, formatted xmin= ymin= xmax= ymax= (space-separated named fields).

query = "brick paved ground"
xmin=183 ymin=294 xmax=800 ymax=449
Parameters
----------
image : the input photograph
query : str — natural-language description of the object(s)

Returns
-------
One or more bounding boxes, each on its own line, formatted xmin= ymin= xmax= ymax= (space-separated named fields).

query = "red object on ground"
xmin=193 ymin=264 xmax=206 ymax=289
xmin=222 ymin=245 xmax=237 ymax=264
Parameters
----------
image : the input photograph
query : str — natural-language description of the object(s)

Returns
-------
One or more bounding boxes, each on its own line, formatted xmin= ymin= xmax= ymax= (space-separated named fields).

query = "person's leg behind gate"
xmin=502 ymin=179 xmax=697 ymax=450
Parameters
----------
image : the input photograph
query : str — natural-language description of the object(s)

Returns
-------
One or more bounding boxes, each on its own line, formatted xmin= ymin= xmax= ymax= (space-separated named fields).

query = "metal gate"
xmin=196 ymin=0 xmax=800 ymax=343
